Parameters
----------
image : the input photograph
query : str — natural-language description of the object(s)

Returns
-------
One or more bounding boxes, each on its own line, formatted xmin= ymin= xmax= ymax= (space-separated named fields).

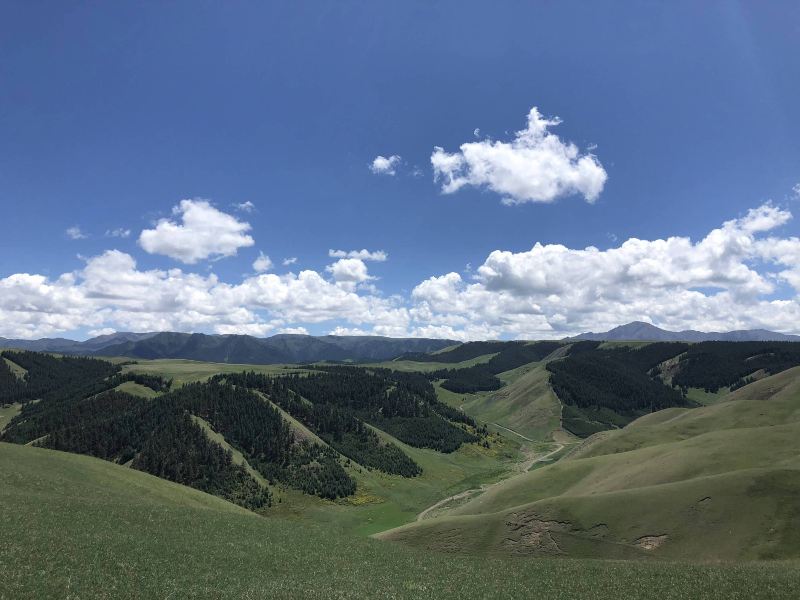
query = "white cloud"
xmin=431 ymin=106 xmax=607 ymax=205
xmin=88 ymin=327 xmax=117 ymax=337
xmin=138 ymin=199 xmax=254 ymax=264
xmin=278 ymin=326 xmax=309 ymax=335
xmin=66 ymin=226 xmax=88 ymax=240
xmin=411 ymin=203 xmax=799 ymax=338
xmin=326 ymin=258 xmax=374 ymax=291
xmin=328 ymin=249 xmax=388 ymax=262
xmin=282 ymin=257 xmax=298 ymax=266
xmin=792 ymin=183 xmax=800 ymax=200
xmin=4 ymin=203 xmax=800 ymax=342
xmin=105 ymin=228 xmax=131 ymax=238
xmin=252 ymin=252 xmax=274 ymax=273
xmin=0 ymin=250 xmax=410 ymax=340
xmin=329 ymin=326 xmax=370 ymax=336
xmin=235 ymin=201 xmax=255 ymax=212
xmin=369 ymin=154 xmax=401 ymax=176
xmin=215 ymin=322 xmax=277 ymax=337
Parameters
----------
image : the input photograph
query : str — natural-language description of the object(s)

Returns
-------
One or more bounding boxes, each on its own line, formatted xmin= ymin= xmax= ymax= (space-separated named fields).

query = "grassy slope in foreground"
xmin=2 ymin=444 xmax=799 ymax=600
xmin=379 ymin=367 xmax=800 ymax=561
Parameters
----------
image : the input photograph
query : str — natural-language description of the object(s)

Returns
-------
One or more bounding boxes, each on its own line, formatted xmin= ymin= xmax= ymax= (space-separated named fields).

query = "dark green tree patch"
xmin=671 ymin=342 xmax=800 ymax=392
xmin=547 ymin=343 xmax=692 ymax=437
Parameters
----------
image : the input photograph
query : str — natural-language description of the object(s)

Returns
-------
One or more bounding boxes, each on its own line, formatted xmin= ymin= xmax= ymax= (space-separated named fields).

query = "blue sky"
xmin=1 ymin=1 xmax=799 ymax=340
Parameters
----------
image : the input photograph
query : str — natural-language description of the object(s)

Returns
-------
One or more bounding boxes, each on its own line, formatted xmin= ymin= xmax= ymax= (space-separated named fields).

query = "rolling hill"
xmin=379 ymin=367 xmax=800 ymax=561
xmin=3 ymin=442 xmax=799 ymax=599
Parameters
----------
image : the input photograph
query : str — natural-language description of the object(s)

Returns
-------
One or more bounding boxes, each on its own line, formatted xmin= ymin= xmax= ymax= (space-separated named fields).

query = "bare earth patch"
xmin=635 ymin=535 xmax=669 ymax=550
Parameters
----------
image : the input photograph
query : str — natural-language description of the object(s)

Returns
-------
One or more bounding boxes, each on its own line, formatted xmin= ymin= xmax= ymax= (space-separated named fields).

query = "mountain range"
xmin=0 ymin=331 xmax=456 ymax=364
xmin=571 ymin=321 xmax=800 ymax=342
xmin=2 ymin=321 xmax=799 ymax=366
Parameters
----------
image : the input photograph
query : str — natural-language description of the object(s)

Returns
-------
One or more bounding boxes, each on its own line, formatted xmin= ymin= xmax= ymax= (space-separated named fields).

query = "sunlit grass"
xmin=2 ymin=442 xmax=798 ymax=599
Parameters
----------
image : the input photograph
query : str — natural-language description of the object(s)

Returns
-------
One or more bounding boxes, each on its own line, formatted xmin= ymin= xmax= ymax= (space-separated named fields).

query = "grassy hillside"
xmin=269 ymin=425 xmax=522 ymax=535
xmin=3 ymin=443 xmax=799 ymax=599
xmin=2 ymin=356 xmax=26 ymax=377
xmin=0 ymin=402 xmax=21 ymax=432
xmin=456 ymin=361 xmax=565 ymax=441
xmin=380 ymin=368 xmax=800 ymax=561
xmin=367 ymin=353 xmax=498 ymax=372
xmin=122 ymin=358 xmax=306 ymax=386
xmin=113 ymin=380 xmax=160 ymax=398
xmin=435 ymin=346 xmax=571 ymax=443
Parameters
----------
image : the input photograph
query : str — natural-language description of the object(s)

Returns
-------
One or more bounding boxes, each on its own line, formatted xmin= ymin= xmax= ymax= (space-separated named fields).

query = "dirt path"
xmin=415 ymin=441 xmax=564 ymax=522
xmin=517 ymin=442 xmax=564 ymax=472
xmin=491 ymin=422 xmax=536 ymax=442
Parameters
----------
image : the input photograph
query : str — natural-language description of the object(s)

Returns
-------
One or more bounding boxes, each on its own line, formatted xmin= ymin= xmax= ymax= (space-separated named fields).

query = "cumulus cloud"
xmin=431 ymin=107 xmax=607 ymax=205
xmin=66 ymin=226 xmax=88 ymax=240
xmin=105 ymin=228 xmax=131 ymax=238
xmin=411 ymin=203 xmax=799 ymax=339
xmin=4 ymin=203 xmax=800 ymax=341
xmin=282 ymin=257 xmax=298 ymax=266
xmin=326 ymin=258 xmax=374 ymax=291
xmin=328 ymin=249 xmax=388 ymax=262
xmin=792 ymin=183 xmax=800 ymax=200
xmin=138 ymin=199 xmax=254 ymax=264
xmin=252 ymin=252 xmax=274 ymax=273
xmin=369 ymin=154 xmax=401 ymax=176
xmin=0 ymin=250 xmax=409 ymax=339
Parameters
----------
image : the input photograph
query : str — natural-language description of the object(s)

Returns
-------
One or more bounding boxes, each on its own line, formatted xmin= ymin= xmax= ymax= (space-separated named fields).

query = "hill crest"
xmin=570 ymin=321 xmax=800 ymax=342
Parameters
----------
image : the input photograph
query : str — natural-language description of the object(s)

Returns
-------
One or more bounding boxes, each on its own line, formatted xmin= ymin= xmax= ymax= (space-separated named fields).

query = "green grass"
xmin=364 ymin=352 xmax=498 ymax=372
xmin=119 ymin=358 xmax=525 ymax=536
xmin=0 ymin=402 xmax=22 ymax=432
xmin=685 ymin=386 xmax=730 ymax=405
xmin=121 ymin=358 xmax=307 ymax=386
xmin=380 ymin=368 xmax=800 ymax=561
xmin=3 ymin=442 xmax=799 ymax=599
xmin=269 ymin=426 xmax=522 ymax=536
xmin=2 ymin=356 xmax=26 ymax=378
xmin=192 ymin=415 xmax=270 ymax=488
xmin=441 ymin=359 xmax=568 ymax=442
xmin=112 ymin=380 xmax=159 ymax=398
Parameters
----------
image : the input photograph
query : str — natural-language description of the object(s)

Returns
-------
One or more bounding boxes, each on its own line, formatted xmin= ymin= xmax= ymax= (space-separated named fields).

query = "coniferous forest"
xmin=545 ymin=341 xmax=800 ymax=437
xmin=0 ymin=351 xmax=488 ymax=505
xmin=4 ymin=339 xmax=800 ymax=505
xmin=431 ymin=341 xmax=563 ymax=393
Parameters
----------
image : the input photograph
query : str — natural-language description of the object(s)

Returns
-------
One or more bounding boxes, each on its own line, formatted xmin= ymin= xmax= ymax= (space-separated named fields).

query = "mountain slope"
xmin=95 ymin=332 xmax=457 ymax=363
xmin=0 ymin=332 xmax=456 ymax=364
xmin=572 ymin=321 xmax=800 ymax=342
xmin=442 ymin=347 xmax=569 ymax=442
xmin=3 ymin=443 xmax=798 ymax=599
xmin=379 ymin=367 xmax=800 ymax=561
xmin=0 ymin=331 xmax=158 ymax=353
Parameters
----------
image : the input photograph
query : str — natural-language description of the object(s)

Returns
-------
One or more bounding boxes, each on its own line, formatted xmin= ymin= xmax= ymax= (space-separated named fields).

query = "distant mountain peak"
xmin=570 ymin=321 xmax=800 ymax=342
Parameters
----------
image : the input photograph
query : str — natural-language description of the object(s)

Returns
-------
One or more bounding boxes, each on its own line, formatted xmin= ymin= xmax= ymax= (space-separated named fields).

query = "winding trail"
xmin=491 ymin=422 xmax=536 ymax=442
xmin=415 ymin=441 xmax=565 ymax=522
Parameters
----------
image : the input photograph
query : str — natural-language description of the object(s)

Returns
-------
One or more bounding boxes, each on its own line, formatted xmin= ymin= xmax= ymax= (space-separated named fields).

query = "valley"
xmin=3 ymin=336 xmax=800 ymax=597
